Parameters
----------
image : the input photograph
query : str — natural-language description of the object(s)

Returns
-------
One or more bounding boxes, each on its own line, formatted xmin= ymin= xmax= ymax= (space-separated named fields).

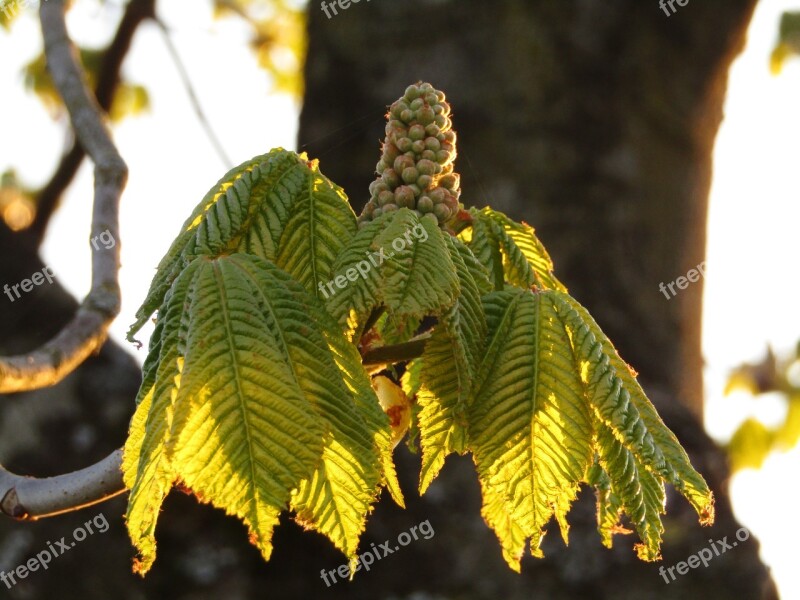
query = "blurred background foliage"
xmin=23 ymin=48 xmax=150 ymax=120
xmin=726 ymin=343 xmax=800 ymax=471
xmin=770 ymin=10 xmax=800 ymax=73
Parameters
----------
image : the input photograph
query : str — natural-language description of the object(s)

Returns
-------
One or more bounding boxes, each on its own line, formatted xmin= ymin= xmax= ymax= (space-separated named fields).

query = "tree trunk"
xmin=296 ymin=0 xmax=777 ymax=598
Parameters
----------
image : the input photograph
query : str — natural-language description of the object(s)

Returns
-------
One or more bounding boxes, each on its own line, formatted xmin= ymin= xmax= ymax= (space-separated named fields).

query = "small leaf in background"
xmin=727 ymin=418 xmax=774 ymax=472
xmin=22 ymin=48 xmax=149 ymax=121
xmin=724 ymin=344 xmax=800 ymax=472
xmin=771 ymin=12 xmax=800 ymax=75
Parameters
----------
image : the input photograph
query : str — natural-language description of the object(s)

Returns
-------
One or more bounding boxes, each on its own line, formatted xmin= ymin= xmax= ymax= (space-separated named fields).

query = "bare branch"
xmin=0 ymin=0 xmax=128 ymax=394
xmin=0 ymin=451 xmax=124 ymax=520
xmin=29 ymin=0 xmax=156 ymax=244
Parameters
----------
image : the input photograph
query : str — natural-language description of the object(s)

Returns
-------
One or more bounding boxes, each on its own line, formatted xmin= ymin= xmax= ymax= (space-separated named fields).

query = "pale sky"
xmin=1 ymin=0 xmax=799 ymax=597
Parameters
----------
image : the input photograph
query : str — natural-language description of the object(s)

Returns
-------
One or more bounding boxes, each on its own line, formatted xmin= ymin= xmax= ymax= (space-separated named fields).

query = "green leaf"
xmin=417 ymin=237 xmax=487 ymax=493
xmin=122 ymin=259 xmax=205 ymax=574
xmin=464 ymin=207 xmax=566 ymax=292
xmin=128 ymin=150 xmax=356 ymax=342
xmin=468 ymin=289 xmax=592 ymax=571
xmin=560 ymin=295 xmax=714 ymax=526
xmin=123 ymin=254 xmax=396 ymax=573
xmin=586 ymin=461 xmax=628 ymax=548
xmin=462 ymin=287 xmax=712 ymax=569
xmin=325 ymin=209 xmax=460 ymax=339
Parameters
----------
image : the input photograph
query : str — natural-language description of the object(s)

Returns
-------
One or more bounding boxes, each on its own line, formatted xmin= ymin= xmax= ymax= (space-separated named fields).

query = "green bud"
xmin=383 ymin=203 xmax=398 ymax=213
xmin=419 ymin=82 xmax=434 ymax=93
xmin=396 ymin=137 xmax=413 ymax=153
xmin=411 ymin=140 xmax=426 ymax=154
xmin=378 ymin=190 xmax=395 ymax=206
xmin=417 ymin=196 xmax=434 ymax=213
xmin=429 ymin=188 xmax=446 ymax=204
xmin=424 ymin=136 xmax=441 ymax=151
xmin=416 ymin=159 xmax=436 ymax=176
xmin=435 ymin=114 xmax=447 ymax=128
xmin=433 ymin=204 xmax=451 ymax=222
xmin=409 ymin=124 xmax=426 ymax=141
xmin=390 ymin=101 xmax=404 ymax=119
xmin=373 ymin=207 xmax=384 ymax=219
xmin=402 ymin=167 xmax=419 ymax=184
xmin=382 ymin=169 xmax=400 ymax=188
xmin=424 ymin=93 xmax=438 ymax=105
xmin=425 ymin=124 xmax=441 ymax=137
xmin=386 ymin=119 xmax=404 ymax=135
xmin=377 ymin=160 xmax=387 ymax=174
xmin=421 ymin=149 xmax=436 ymax=161
xmin=408 ymin=183 xmax=422 ymax=196
xmin=394 ymin=155 xmax=415 ymax=174
xmin=370 ymin=180 xmax=389 ymax=195
xmin=410 ymin=98 xmax=424 ymax=111
xmin=435 ymin=150 xmax=452 ymax=165
xmin=400 ymin=109 xmax=414 ymax=123
xmin=383 ymin=142 xmax=400 ymax=163
xmin=417 ymin=174 xmax=433 ymax=189
xmin=404 ymin=84 xmax=420 ymax=101
xmin=417 ymin=106 xmax=436 ymax=125
xmin=439 ymin=173 xmax=459 ymax=190
xmin=395 ymin=186 xmax=416 ymax=208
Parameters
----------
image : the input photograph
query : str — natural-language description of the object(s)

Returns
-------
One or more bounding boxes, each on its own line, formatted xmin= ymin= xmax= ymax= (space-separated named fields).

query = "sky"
xmin=1 ymin=0 xmax=799 ymax=597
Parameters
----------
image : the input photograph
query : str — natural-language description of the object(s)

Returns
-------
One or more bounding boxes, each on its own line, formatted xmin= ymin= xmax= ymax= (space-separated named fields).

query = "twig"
xmin=155 ymin=18 xmax=233 ymax=169
xmin=361 ymin=332 xmax=432 ymax=367
xmin=0 ymin=450 xmax=124 ymax=520
xmin=0 ymin=0 xmax=127 ymax=393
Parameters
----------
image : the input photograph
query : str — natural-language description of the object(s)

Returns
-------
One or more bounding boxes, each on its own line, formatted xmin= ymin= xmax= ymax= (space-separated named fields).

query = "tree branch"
xmin=28 ymin=0 xmax=156 ymax=245
xmin=0 ymin=450 xmax=124 ymax=520
xmin=0 ymin=0 xmax=127 ymax=394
